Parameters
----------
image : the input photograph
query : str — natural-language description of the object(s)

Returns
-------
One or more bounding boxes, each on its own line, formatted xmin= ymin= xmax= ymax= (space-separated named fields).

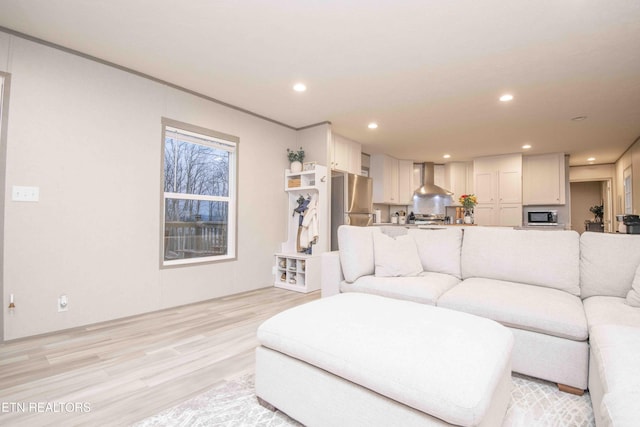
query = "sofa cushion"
xmin=373 ymin=232 xmax=423 ymax=277
xmin=583 ymin=296 xmax=640 ymax=330
xmin=340 ymin=272 xmax=460 ymax=305
xmin=589 ymin=324 xmax=640 ymax=394
xmin=408 ymin=228 xmax=463 ymax=279
xmin=438 ymin=278 xmax=588 ymax=341
xmin=461 ymin=227 xmax=580 ymax=295
xmin=626 ymin=264 xmax=640 ymax=307
xmin=580 ymin=232 xmax=640 ymax=299
xmin=337 ymin=225 xmax=380 ymax=283
xmin=601 ymin=391 xmax=640 ymax=427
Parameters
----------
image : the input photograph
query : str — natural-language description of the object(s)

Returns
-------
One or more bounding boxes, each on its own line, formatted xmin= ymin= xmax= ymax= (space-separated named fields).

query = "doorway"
xmin=570 ymin=180 xmax=612 ymax=233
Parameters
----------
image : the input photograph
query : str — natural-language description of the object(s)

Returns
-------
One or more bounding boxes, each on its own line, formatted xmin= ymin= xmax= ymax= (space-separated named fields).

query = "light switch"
xmin=12 ymin=186 xmax=40 ymax=202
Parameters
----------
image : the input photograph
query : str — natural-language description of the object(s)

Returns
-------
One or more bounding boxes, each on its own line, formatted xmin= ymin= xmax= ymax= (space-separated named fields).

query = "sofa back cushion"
xmin=337 ymin=225 xmax=380 ymax=283
xmin=625 ymin=265 xmax=640 ymax=308
xmin=408 ymin=228 xmax=463 ymax=279
xmin=373 ymin=232 xmax=423 ymax=277
xmin=580 ymin=232 xmax=640 ymax=299
xmin=461 ymin=227 xmax=580 ymax=295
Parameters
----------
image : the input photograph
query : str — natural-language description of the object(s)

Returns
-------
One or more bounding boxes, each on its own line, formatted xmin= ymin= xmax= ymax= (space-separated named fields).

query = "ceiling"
xmin=1 ymin=0 xmax=639 ymax=166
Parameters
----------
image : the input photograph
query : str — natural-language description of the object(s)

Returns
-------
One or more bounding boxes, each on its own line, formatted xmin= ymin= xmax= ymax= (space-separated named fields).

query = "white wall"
xmin=296 ymin=123 xmax=331 ymax=169
xmin=1 ymin=33 xmax=301 ymax=340
xmin=0 ymin=32 xmax=9 ymax=69
xmin=569 ymin=164 xmax=616 ymax=182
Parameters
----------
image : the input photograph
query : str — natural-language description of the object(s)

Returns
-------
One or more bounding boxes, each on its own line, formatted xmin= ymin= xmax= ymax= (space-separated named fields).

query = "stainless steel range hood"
xmin=414 ymin=162 xmax=453 ymax=196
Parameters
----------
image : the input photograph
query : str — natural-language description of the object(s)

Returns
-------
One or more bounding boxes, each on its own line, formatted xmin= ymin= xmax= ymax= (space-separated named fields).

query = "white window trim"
xmin=161 ymin=118 xmax=239 ymax=267
xmin=624 ymin=166 xmax=633 ymax=215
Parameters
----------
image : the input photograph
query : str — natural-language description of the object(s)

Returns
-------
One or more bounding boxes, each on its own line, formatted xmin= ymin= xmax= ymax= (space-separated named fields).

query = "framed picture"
xmin=303 ymin=161 xmax=316 ymax=171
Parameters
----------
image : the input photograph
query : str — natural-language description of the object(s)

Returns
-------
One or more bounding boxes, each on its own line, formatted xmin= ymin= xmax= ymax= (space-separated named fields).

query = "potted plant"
xmin=459 ymin=194 xmax=478 ymax=224
xmin=590 ymin=203 xmax=604 ymax=222
xmin=287 ymin=147 xmax=305 ymax=173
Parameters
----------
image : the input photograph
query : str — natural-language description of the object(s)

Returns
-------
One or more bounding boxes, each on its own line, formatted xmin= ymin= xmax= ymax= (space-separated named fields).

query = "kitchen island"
xmin=371 ymin=223 xmax=477 ymax=229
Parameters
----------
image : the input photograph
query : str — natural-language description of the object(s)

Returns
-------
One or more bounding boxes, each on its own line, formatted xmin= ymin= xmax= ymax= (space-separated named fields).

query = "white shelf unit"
xmin=275 ymin=165 xmax=328 ymax=293
xmin=281 ymin=165 xmax=329 ymax=254
xmin=284 ymin=169 xmax=318 ymax=191
xmin=274 ymin=253 xmax=320 ymax=293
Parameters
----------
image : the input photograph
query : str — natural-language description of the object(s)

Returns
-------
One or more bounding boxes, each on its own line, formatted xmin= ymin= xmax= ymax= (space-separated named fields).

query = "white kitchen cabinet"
xmin=444 ymin=162 xmax=473 ymax=201
xmin=499 ymin=170 xmax=522 ymax=203
xmin=499 ymin=204 xmax=524 ymax=226
xmin=523 ymin=153 xmax=566 ymax=205
xmin=473 ymin=154 xmax=522 ymax=226
xmin=397 ymin=160 xmax=415 ymax=204
xmin=474 ymin=171 xmax=496 ymax=204
xmin=473 ymin=205 xmax=495 ymax=226
xmin=371 ymin=154 xmax=399 ymax=204
xmin=331 ymin=134 xmax=361 ymax=175
xmin=434 ymin=164 xmax=445 ymax=188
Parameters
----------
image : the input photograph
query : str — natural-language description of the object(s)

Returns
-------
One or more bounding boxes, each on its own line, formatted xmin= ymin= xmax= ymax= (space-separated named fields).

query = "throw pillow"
xmin=626 ymin=264 xmax=640 ymax=308
xmin=373 ymin=232 xmax=423 ymax=277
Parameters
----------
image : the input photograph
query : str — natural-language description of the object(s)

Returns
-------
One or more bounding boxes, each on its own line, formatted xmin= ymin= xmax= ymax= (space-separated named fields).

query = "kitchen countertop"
xmin=372 ymin=223 xmax=476 ymax=227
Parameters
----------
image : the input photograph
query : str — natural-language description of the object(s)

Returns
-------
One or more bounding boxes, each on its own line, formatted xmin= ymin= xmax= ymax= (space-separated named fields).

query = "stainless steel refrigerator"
xmin=331 ymin=173 xmax=374 ymax=250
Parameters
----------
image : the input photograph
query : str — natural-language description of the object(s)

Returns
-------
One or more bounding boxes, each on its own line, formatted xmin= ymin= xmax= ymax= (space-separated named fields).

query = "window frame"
xmin=160 ymin=117 xmax=239 ymax=267
xmin=624 ymin=166 xmax=633 ymax=215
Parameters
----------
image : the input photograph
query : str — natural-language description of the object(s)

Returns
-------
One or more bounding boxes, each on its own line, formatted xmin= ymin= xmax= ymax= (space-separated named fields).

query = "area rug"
xmin=135 ymin=373 xmax=594 ymax=426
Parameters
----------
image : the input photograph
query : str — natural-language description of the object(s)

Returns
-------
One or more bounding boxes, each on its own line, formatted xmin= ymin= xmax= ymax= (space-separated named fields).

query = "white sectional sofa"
xmin=579 ymin=232 xmax=640 ymax=425
xmin=321 ymin=225 xmax=640 ymax=426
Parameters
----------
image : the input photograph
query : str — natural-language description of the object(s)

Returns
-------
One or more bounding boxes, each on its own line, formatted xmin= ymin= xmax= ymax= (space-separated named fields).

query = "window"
xmin=162 ymin=118 xmax=238 ymax=266
xmin=624 ymin=167 xmax=632 ymax=215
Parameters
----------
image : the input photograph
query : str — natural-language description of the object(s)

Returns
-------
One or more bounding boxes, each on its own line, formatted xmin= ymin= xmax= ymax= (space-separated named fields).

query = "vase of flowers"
xmin=287 ymin=147 xmax=305 ymax=173
xmin=459 ymin=194 xmax=478 ymax=224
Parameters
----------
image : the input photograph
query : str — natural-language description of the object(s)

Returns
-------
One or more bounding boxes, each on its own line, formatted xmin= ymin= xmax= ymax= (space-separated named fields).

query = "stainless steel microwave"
xmin=528 ymin=210 xmax=558 ymax=225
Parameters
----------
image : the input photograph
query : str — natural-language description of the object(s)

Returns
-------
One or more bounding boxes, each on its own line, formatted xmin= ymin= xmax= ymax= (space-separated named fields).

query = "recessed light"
xmin=499 ymin=94 xmax=514 ymax=102
xmin=571 ymin=116 xmax=587 ymax=121
xmin=443 ymin=154 xmax=451 ymax=159
xmin=587 ymin=157 xmax=596 ymax=162
xmin=367 ymin=122 xmax=378 ymax=129
xmin=293 ymin=83 xmax=307 ymax=92
xmin=522 ymin=144 xmax=532 ymax=150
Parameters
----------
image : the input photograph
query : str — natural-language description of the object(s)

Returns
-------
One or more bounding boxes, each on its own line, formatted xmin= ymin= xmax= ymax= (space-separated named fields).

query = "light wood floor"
xmin=0 ymin=287 xmax=319 ymax=426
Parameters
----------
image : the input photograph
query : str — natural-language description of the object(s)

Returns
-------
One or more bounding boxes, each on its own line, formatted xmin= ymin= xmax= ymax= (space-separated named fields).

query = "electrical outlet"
xmin=58 ymin=294 xmax=69 ymax=312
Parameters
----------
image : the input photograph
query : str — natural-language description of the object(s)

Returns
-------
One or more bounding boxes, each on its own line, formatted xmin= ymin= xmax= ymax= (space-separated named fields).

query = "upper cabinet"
xmin=331 ymin=134 xmax=361 ymax=175
xmin=397 ymin=160 xmax=415 ymax=205
xmin=444 ymin=162 xmax=473 ymax=201
xmin=371 ymin=154 xmax=399 ymax=204
xmin=523 ymin=153 xmax=566 ymax=205
xmin=474 ymin=154 xmax=522 ymax=226
xmin=371 ymin=156 xmax=415 ymax=205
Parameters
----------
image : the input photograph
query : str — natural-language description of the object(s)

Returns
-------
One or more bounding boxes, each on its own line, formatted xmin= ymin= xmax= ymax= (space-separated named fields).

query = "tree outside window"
xmin=162 ymin=119 xmax=237 ymax=266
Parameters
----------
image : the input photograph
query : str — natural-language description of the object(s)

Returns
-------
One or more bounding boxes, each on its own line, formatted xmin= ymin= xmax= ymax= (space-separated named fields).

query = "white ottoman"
xmin=256 ymin=293 xmax=513 ymax=427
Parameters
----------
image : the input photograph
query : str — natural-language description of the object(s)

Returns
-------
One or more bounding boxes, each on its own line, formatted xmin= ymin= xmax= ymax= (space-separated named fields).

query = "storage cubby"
xmin=274 ymin=253 xmax=318 ymax=293
xmin=285 ymin=170 xmax=317 ymax=190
